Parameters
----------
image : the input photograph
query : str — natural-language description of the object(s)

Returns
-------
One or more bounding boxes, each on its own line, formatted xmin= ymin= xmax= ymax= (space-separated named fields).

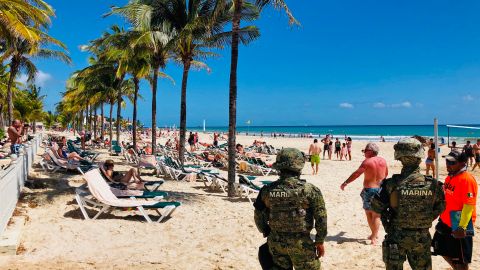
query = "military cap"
xmin=394 ymin=137 xmax=424 ymax=160
xmin=272 ymin=148 xmax=305 ymax=172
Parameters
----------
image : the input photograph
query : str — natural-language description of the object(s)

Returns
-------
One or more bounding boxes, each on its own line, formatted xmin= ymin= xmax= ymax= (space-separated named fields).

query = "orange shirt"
xmin=440 ymin=171 xmax=478 ymax=227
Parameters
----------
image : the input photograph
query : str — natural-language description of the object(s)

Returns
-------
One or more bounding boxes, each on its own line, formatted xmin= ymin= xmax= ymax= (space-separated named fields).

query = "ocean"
xmin=189 ymin=125 xmax=480 ymax=142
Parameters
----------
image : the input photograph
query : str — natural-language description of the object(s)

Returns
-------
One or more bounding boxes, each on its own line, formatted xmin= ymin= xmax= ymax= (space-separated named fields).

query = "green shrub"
xmin=0 ymin=128 xmax=4 ymax=140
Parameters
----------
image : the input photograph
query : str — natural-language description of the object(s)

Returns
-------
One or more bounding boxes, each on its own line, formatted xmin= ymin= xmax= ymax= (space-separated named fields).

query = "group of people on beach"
xmin=340 ymin=140 xmax=477 ymax=269
xmin=307 ymin=135 xmax=353 ymax=174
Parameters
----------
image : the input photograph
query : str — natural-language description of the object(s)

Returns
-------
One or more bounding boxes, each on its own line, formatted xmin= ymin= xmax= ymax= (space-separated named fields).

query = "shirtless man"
xmin=7 ymin=120 xmax=24 ymax=154
xmin=340 ymin=143 xmax=388 ymax=244
xmin=321 ymin=135 xmax=331 ymax=159
xmin=471 ymin=139 xmax=480 ymax=171
xmin=308 ymin=139 xmax=322 ymax=175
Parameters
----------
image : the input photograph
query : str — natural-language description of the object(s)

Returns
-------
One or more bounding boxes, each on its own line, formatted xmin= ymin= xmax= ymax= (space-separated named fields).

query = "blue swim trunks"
xmin=360 ymin=188 xmax=380 ymax=210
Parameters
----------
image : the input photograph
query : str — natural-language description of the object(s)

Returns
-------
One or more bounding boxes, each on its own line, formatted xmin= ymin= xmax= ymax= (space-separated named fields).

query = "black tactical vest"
xmin=266 ymin=178 xmax=313 ymax=233
xmin=390 ymin=174 xmax=438 ymax=229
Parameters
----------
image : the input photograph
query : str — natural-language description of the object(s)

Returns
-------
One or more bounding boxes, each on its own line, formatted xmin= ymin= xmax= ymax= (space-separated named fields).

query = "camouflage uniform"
xmin=371 ymin=138 xmax=445 ymax=270
xmin=254 ymin=148 xmax=327 ymax=270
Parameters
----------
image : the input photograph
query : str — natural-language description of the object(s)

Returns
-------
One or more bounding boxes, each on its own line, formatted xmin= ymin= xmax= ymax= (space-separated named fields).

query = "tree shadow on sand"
xmin=325 ymin=232 xmax=365 ymax=244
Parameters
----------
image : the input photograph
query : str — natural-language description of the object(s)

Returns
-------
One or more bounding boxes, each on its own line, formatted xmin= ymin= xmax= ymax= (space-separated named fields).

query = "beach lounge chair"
xmin=67 ymin=140 xmax=99 ymax=161
xmin=111 ymin=140 xmax=122 ymax=155
xmin=45 ymin=149 xmax=89 ymax=174
xmin=98 ymin=164 xmax=164 ymax=192
xmin=75 ymin=169 xmax=180 ymax=223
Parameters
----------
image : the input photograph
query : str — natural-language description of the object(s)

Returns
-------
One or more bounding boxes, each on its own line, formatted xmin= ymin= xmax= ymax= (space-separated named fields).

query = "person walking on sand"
xmin=321 ymin=135 xmax=330 ymax=160
xmin=340 ymin=143 xmax=347 ymax=160
xmin=340 ymin=143 xmax=388 ymax=244
xmin=334 ymin=138 xmax=341 ymax=159
xmin=309 ymin=139 xmax=322 ymax=175
xmin=463 ymin=140 xmax=474 ymax=167
xmin=346 ymin=137 xmax=353 ymax=160
xmin=471 ymin=139 xmax=480 ymax=171
xmin=426 ymin=143 xmax=436 ymax=179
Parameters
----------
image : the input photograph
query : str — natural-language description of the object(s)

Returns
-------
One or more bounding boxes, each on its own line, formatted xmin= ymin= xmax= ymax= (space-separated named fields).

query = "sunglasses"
xmin=445 ymin=159 xmax=457 ymax=166
xmin=361 ymin=149 xmax=372 ymax=153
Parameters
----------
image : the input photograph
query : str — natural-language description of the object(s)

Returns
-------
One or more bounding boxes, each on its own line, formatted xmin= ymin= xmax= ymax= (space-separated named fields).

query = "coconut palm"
xmin=226 ymin=0 xmax=297 ymax=196
xmin=13 ymin=84 xmax=44 ymax=133
xmin=110 ymin=1 xmax=175 ymax=154
xmin=3 ymin=36 xmax=70 ymax=125
xmin=0 ymin=0 xmax=54 ymax=45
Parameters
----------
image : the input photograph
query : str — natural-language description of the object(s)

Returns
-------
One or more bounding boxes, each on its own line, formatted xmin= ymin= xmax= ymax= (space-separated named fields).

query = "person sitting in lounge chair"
xmin=103 ymin=159 xmax=144 ymax=189
xmin=58 ymin=137 xmax=84 ymax=161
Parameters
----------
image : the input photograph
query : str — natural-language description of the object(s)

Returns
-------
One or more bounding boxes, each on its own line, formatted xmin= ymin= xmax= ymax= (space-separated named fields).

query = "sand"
xmin=0 ymin=132 xmax=478 ymax=270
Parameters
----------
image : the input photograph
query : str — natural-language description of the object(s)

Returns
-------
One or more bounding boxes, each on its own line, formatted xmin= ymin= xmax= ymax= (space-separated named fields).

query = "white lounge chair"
xmin=76 ymin=169 xmax=180 ymax=223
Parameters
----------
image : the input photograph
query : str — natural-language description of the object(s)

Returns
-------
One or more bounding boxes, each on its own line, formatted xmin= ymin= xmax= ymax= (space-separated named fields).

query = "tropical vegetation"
xmin=0 ymin=0 xmax=297 ymax=197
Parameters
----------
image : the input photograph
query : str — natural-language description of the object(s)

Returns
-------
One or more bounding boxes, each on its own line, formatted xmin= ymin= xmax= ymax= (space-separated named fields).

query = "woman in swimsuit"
xmin=340 ymin=143 xmax=347 ymax=161
xmin=334 ymin=138 xmax=341 ymax=159
xmin=425 ymin=143 xmax=436 ymax=178
xmin=346 ymin=137 xmax=353 ymax=160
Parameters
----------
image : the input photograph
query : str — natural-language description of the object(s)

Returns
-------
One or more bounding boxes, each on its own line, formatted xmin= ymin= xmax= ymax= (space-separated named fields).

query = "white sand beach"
xmin=0 ymin=133 xmax=478 ymax=270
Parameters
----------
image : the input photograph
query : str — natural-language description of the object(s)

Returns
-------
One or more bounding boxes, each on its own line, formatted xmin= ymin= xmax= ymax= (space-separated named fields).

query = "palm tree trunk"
xmin=109 ymin=102 xmax=113 ymax=153
xmin=6 ymin=60 xmax=19 ymax=125
xmin=132 ymin=77 xmax=139 ymax=150
xmin=227 ymin=0 xmax=243 ymax=197
xmin=116 ymin=91 xmax=121 ymax=143
xmin=151 ymin=64 xmax=160 ymax=154
xmin=0 ymin=105 xmax=4 ymax=128
xmin=93 ymin=105 xmax=97 ymax=139
xmin=100 ymin=103 xmax=104 ymax=139
xmin=179 ymin=61 xmax=191 ymax=165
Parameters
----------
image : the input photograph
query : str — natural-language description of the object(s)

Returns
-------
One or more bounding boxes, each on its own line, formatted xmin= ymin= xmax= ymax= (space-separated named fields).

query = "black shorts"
xmin=432 ymin=220 xmax=473 ymax=264
xmin=335 ymin=147 xmax=341 ymax=153
xmin=475 ymin=154 xmax=480 ymax=163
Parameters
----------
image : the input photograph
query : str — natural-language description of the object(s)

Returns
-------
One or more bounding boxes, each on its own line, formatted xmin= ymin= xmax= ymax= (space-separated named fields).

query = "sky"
xmin=29 ymin=0 xmax=480 ymax=127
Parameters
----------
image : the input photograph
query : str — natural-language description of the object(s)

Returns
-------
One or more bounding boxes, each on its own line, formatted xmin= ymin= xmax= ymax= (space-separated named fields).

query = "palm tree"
xmin=0 ymin=0 xmax=54 ymax=45
xmin=225 ymin=0 xmax=297 ymax=196
xmin=111 ymin=1 xmax=175 ymax=154
xmin=3 ymin=36 xmax=70 ymax=125
xmin=138 ymin=0 xmax=232 ymax=164
xmin=99 ymin=29 xmax=172 ymax=150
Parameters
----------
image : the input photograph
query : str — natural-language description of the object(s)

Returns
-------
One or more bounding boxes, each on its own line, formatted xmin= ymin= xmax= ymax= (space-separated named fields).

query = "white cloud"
xmin=35 ymin=70 xmax=52 ymax=86
xmin=463 ymin=95 xmax=474 ymax=101
xmin=339 ymin=102 xmax=354 ymax=109
xmin=391 ymin=101 xmax=412 ymax=108
xmin=373 ymin=102 xmax=386 ymax=108
xmin=16 ymin=70 xmax=52 ymax=87
xmin=17 ymin=74 xmax=28 ymax=85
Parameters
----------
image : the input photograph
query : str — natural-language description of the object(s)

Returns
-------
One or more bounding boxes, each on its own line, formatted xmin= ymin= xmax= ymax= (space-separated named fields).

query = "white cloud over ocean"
xmin=339 ymin=102 xmax=354 ymax=109
xmin=373 ymin=102 xmax=386 ymax=108
xmin=17 ymin=70 xmax=52 ymax=87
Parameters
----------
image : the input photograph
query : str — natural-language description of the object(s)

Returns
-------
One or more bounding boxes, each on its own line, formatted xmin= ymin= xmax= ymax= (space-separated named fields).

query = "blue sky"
xmin=30 ymin=0 xmax=480 ymax=126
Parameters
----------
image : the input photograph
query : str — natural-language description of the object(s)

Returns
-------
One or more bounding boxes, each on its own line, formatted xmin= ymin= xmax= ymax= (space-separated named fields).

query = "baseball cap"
xmin=444 ymin=150 xmax=468 ymax=163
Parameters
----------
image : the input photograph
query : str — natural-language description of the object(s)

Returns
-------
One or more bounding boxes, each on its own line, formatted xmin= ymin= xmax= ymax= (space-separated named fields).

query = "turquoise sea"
xmin=190 ymin=125 xmax=480 ymax=142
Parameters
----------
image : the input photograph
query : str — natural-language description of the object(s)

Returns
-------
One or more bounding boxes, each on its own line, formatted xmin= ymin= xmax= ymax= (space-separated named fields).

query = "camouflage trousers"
xmin=382 ymin=229 xmax=432 ymax=270
xmin=267 ymin=232 xmax=321 ymax=270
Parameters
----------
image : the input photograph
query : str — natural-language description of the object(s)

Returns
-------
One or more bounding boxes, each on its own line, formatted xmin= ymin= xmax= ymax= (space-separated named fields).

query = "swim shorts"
xmin=476 ymin=154 xmax=480 ymax=163
xmin=310 ymin=154 xmax=320 ymax=165
xmin=432 ymin=219 xmax=473 ymax=264
xmin=10 ymin=144 xmax=20 ymax=155
xmin=425 ymin=158 xmax=433 ymax=165
xmin=360 ymin=188 xmax=380 ymax=210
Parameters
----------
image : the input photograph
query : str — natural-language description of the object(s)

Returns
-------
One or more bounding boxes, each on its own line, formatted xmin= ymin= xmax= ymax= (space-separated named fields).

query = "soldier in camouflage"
xmin=254 ymin=148 xmax=327 ymax=270
xmin=371 ymin=138 xmax=445 ymax=270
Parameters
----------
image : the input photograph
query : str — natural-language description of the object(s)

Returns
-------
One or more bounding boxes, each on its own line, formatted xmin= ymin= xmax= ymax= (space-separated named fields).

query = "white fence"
xmin=0 ymin=134 xmax=42 ymax=235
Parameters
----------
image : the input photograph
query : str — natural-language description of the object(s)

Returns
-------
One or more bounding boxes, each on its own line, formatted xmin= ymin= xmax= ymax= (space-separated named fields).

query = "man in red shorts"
xmin=432 ymin=150 xmax=477 ymax=270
